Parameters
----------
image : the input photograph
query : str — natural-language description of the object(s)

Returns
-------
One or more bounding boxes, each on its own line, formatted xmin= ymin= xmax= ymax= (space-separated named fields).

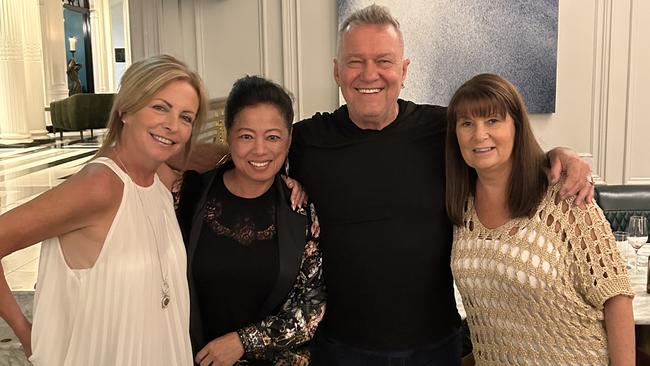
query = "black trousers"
xmin=308 ymin=329 xmax=462 ymax=366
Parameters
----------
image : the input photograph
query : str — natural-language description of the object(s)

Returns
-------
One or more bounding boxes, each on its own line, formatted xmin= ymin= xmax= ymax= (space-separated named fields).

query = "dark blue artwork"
xmin=337 ymin=0 xmax=559 ymax=113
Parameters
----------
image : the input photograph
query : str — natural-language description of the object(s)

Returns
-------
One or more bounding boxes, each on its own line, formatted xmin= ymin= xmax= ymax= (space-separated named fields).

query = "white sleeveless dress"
xmin=29 ymin=157 xmax=193 ymax=365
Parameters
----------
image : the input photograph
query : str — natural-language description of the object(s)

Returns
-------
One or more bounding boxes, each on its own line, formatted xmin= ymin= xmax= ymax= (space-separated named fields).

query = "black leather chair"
xmin=595 ymin=185 xmax=650 ymax=366
xmin=594 ymin=185 xmax=650 ymax=240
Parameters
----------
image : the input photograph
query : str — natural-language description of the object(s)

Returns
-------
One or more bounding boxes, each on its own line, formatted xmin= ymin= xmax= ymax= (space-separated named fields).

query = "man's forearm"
xmin=167 ymin=142 xmax=229 ymax=173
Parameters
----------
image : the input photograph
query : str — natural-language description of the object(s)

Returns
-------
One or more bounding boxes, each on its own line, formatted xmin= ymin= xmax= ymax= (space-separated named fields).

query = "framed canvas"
xmin=337 ymin=0 xmax=559 ymax=113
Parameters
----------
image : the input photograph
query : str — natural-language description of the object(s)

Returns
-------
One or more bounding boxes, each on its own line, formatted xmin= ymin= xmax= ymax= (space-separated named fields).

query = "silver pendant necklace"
xmin=113 ymin=147 xmax=171 ymax=309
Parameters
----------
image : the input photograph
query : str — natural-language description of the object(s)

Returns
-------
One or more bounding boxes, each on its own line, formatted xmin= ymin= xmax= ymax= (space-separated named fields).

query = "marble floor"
xmin=1 ymin=133 xmax=102 ymax=292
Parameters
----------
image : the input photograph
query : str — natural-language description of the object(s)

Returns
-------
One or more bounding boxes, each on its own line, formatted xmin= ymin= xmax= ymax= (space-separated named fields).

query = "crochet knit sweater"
xmin=451 ymin=183 xmax=634 ymax=365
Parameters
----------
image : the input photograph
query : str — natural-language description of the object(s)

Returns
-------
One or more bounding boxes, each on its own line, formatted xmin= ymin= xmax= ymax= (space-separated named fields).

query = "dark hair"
xmin=445 ymin=73 xmax=549 ymax=226
xmin=224 ymin=75 xmax=294 ymax=134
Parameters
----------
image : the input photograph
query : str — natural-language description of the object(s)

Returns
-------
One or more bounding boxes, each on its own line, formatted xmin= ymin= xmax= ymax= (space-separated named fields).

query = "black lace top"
xmin=177 ymin=161 xmax=325 ymax=366
xmin=193 ymin=169 xmax=279 ymax=348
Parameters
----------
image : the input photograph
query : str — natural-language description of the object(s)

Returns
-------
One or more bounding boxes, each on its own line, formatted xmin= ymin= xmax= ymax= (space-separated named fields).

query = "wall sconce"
xmin=67 ymin=36 xmax=82 ymax=95
xmin=68 ymin=36 xmax=77 ymax=54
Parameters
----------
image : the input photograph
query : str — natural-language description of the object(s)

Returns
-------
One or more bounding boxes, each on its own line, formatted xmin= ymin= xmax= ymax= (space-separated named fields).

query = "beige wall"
xmin=130 ymin=0 xmax=650 ymax=185
xmin=529 ymin=0 xmax=650 ymax=185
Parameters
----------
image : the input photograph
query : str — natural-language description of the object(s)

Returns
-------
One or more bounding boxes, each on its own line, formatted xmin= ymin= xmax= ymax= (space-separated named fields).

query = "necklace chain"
xmin=113 ymin=147 xmax=171 ymax=309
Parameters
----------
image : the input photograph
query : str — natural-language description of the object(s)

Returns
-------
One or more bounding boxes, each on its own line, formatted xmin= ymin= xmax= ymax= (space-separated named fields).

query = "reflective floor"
xmin=1 ymin=133 xmax=102 ymax=291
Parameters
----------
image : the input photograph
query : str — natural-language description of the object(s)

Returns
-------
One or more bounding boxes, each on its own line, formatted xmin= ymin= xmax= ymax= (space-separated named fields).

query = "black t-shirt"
xmin=193 ymin=168 xmax=279 ymax=345
xmin=289 ymin=99 xmax=460 ymax=351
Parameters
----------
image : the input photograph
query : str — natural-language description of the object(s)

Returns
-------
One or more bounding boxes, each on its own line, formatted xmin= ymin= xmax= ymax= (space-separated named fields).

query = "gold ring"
xmin=586 ymin=175 xmax=594 ymax=185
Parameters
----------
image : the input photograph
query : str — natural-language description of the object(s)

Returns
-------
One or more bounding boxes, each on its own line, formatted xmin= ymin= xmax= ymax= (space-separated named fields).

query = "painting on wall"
xmin=337 ymin=0 xmax=559 ymax=113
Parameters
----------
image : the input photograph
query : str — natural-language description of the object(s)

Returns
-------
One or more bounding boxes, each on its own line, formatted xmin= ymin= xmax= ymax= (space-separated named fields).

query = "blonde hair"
xmin=99 ymin=54 xmax=208 ymax=157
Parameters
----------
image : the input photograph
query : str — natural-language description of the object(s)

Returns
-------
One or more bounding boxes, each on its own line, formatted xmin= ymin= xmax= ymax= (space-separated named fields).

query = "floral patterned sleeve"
xmin=236 ymin=203 xmax=326 ymax=363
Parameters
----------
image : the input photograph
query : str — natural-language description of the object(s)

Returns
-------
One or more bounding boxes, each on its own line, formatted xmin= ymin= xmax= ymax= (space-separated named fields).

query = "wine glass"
xmin=627 ymin=215 xmax=648 ymax=273
xmin=613 ymin=231 xmax=631 ymax=269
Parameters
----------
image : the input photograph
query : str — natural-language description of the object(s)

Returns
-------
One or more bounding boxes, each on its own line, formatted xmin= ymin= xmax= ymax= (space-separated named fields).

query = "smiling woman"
xmin=225 ymin=103 xmax=292 ymax=198
xmin=115 ymin=79 xmax=199 ymax=177
xmin=99 ymin=55 xmax=208 ymax=169
xmin=445 ymin=74 xmax=635 ymax=365
xmin=0 ymin=54 xmax=209 ymax=365
xmin=176 ymin=75 xmax=325 ymax=366
xmin=454 ymin=113 xmax=515 ymax=176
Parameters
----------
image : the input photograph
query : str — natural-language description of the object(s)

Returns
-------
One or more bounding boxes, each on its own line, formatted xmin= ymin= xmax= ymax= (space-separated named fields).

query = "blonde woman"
xmin=0 ymin=55 xmax=208 ymax=365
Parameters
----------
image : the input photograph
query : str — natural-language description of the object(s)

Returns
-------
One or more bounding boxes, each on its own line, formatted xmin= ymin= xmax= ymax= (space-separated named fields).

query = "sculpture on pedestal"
xmin=66 ymin=57 xmax=83 ymax=96
xmin=66 ymin=36 xmax=83 ymax=96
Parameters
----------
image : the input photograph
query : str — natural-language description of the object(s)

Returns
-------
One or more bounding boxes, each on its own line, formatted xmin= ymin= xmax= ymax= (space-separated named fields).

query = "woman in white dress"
xmin=0 ymin=54 xmax=208 ymax=365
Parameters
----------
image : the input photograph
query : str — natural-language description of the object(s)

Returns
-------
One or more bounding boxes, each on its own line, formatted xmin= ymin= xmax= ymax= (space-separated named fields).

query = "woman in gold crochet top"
xmin=445 ymin=73 xmax=635 ymax=365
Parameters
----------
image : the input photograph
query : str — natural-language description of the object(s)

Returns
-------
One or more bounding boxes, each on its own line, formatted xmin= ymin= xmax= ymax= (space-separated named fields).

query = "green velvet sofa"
xmin=49 ymin=93 xmax=115 ymax=139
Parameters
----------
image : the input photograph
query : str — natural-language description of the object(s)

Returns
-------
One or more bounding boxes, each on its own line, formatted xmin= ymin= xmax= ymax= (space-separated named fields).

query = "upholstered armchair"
xmin=49 ymin=93 xmax=115 ymax=139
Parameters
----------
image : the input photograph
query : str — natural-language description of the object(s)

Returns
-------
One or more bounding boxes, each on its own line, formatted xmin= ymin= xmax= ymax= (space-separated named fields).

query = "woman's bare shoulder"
xmin=62 ymin=161 xmax=124 ymax=207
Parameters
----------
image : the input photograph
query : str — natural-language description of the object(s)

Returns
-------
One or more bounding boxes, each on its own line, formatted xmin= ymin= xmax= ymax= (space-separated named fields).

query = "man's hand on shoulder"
xmin=281 ymin=175 xmax=307 ymax=211
xmin=548 ymin=147 xmax=594 ymax=207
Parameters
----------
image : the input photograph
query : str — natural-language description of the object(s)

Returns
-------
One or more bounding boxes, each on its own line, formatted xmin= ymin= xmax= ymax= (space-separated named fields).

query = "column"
xmin=0 ymin=1 xmax=33 ymax=144
xmin=23 ymin=0 xmax=49 ymax=139
xmin=90 ymin=0 xmax=113 ymax=93
xmin=39 ymin=0 xmax=69 ymax=126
